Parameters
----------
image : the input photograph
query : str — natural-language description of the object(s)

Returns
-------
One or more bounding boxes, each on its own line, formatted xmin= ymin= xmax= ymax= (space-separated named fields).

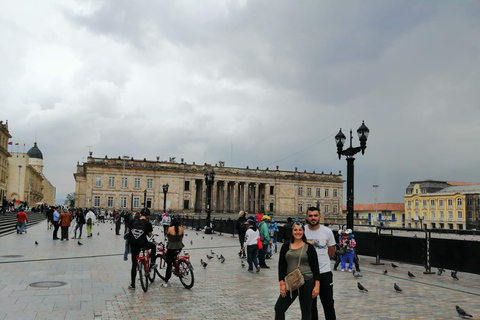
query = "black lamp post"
xmin=205 ymin=169 xmax=215 ymax=234
xmin=162 ymin=184 xmax=169 ymax=213
xmin=143 ymin=189 xmax=147 ymax=210
xmin=130 ymin=193 xmax=133 ymax=211
xmin=335 ymin=120 xmax=370 ymax=232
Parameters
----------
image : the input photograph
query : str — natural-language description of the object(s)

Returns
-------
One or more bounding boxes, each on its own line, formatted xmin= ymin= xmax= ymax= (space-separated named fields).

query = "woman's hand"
xmin=312 ymin=286 xmax=320 ymax=298
xmin=280 ymin=285 xmax=287 ymax=297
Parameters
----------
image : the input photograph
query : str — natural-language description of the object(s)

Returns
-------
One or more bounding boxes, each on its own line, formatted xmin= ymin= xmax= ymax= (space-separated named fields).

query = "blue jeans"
xmin=340 ymin=250 xmax=354 ymax=270
xmin=246 ymin=245 xmax=259 ymax=271
xmin=17 ymin=222 xmax=26 ymax=233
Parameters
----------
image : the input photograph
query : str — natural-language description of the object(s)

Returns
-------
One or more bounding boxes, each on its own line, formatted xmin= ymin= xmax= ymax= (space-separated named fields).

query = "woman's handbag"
xmin=284 ymin=244 xmax=305 ymax=296
xmin=257 ymin=237 xmax=263 ymax=250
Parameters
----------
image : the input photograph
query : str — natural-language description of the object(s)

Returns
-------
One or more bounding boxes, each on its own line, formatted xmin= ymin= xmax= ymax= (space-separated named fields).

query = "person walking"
xmin=241 ymin=218 xmax=261 ymax=273
xmin=162 ymin=214 xmax=184 ymax=288
xmin=16 ymin=207 xmax=28 ymax=234
xmin=161 ymin=212 xmax=171 ymax=240
xmin=59 ymin=209 xmax=72 ymax=241
xmin=339 ymin=229 xmax=356 ymax=272
xmin=258 ymin=215 xmax=272 ymax=268
xmin=73 ymin=209 xmax=85 ymax=239
xmin=114 ymin=211 xmax=122 ymax=235
xmin=85 ymin=209 xmax=96 ymax=237
xmin=275 ymin=222 xmax=320 ymax=320
xmin=281 ymin=217 xmax=293 ymax=243
xmin=236 ymin=211 xmax=247 ymax=258
xmin=52 ymin=206 xmax=60 ymax=240
xmin=304 ymin=207 xmax=337 ymax=320
xmin=126 ymin=209 xmax=156 ymax=290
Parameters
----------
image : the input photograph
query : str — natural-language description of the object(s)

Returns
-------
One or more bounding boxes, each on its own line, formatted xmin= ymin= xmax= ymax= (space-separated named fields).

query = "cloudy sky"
xmin=2 ymin=0 xmax=480 ymax=205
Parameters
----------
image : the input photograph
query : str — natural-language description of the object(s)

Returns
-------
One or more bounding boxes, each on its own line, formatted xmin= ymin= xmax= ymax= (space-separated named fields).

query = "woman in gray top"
xmin=162 ymin=214 xmax=184 ymax=288
xmin=275 ymin=222 xmax=320 ymax=320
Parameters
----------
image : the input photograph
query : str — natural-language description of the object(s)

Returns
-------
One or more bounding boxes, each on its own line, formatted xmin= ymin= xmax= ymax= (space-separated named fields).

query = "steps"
xmin=0 ymin=211 xmax=46 ymax=237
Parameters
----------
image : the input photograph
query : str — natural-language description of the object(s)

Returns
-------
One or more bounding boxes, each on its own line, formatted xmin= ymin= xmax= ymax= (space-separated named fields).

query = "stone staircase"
xmin=0 ymin=211 xmax=46 ymax=237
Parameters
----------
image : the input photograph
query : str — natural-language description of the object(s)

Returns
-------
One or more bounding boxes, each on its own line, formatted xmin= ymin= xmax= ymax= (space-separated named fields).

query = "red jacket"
xmin=17 ymin=211 xmax=28 ymax=223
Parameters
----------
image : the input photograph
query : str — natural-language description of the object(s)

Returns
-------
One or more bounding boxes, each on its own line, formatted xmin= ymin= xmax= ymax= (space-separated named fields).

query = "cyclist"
xmin=162 ymin=214 xmax=184 ymax=288
xmin=126 ymin=208 xmax=156 ymax=290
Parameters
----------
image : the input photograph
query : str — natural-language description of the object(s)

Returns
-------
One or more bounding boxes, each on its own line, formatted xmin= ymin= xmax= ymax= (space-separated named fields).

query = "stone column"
xmin=202 ymin=180 xmax=207 ymax=213
xmin=254 ymin=183 xmax=259 ymax=213
xmin=223 ymin=182 xmax=228 ymax=213
xmin=212 ymin=181 xmax=218 ymax=212
xmin=243 ymin=182 xmax=249 ymax=213
xmin=190 ymin=179 xmax=196 ymax=211
xmin=232 ymin=181 xmax=237 ymax=213
xmin=265 ymin=183 xmax=270 ymax=212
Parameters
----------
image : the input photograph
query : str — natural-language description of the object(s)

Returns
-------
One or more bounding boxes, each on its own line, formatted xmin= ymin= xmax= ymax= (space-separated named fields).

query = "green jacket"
xmin=259 ymin=221 xmax=271 ymax=244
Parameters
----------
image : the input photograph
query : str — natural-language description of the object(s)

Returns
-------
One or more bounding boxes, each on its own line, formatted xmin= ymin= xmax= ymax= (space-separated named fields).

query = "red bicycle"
xmin=136 ymin=247 xmax=153 ymax=292
xmin=150 ymin=235 xmax=194 ymax=289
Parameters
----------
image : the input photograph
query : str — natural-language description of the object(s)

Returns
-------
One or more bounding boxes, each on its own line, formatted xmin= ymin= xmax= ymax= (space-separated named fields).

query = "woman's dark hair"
xmin=290 ymin=222 xmax=307 ymax=243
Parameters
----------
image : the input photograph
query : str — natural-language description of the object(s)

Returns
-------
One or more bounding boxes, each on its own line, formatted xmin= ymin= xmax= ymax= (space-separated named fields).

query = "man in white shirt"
xmin=304 ymin=207 xmax=336 ymax=320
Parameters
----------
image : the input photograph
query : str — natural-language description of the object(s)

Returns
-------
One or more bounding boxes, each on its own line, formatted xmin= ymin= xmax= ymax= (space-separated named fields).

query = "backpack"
xmin=86 ymin=217 xmax=92 ymax=225
xmin=128 ymin=219 xmax=147 ymax=246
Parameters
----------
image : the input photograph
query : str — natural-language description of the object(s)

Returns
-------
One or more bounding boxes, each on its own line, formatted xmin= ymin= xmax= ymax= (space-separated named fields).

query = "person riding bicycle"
xmin=162 ymin=214 xmax=185 ymax=288
xmin=126 ymin=208 xmax=156 ymax=290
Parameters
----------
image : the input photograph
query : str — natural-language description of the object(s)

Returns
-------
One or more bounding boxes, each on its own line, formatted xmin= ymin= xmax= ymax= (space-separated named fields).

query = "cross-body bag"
xmin=284 ymin=243 xmax=306 ymax=296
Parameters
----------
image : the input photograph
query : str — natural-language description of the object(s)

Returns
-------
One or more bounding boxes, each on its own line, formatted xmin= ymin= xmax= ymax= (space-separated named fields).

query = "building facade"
xmin=404 ymin=180 xmax=480 ymax=230
xmin=5 ymin=142 xmax=56 ymax=207
xmin=74 ymin=154 xmax=344 ymax=216
xmin=0 ymin=121 xmax=12 ymax=201
xmin=342 ymin=203 xmax=405 ymax=227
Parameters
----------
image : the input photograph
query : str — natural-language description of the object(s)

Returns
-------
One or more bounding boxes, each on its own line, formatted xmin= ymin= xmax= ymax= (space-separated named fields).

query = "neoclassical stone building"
xmin=74 ymin=154 xmax=344 ymax=216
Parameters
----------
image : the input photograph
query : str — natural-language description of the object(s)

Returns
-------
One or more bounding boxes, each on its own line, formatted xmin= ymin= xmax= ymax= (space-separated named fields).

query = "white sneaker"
xmin=161 ymin=282 xmax=168 ymax=288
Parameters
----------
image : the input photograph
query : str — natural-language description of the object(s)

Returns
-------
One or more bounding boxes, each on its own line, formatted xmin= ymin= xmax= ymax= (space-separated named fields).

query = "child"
xmin=340 ymin=229 xmax=356 ymax=272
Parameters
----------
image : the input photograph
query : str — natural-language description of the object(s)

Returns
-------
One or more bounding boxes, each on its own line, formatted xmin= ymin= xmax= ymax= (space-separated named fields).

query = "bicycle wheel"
xmin=155 ymin=255 xmax=168 ymax=281
xmin=148 ymin=261 xmax=156 ymax=283
xmin=138 ymin=260 xmax=149 ymax=292
xmin=178 ymin=260 xmax=194 ymax=289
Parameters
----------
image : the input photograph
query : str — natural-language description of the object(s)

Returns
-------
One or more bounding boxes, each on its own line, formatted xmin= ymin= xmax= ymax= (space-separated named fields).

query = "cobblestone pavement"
xmin=0 ymin=221 xmax=479 ymax=319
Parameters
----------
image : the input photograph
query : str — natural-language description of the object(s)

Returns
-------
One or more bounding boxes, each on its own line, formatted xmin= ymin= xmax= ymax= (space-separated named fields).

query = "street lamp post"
xmin=204 ymin=169 xmax=215 ymax=234
xmin=130 ymin=193 xmax=133 ymax=211
xmin=162 ymin=184 xmax=169 ymax=213
xmin=17 ymin=165 xmax=22 ymax=201
xmin=335 ymin=121 xmax=370 ymax=232
xmin=143 ymin=189 xmax=147 ymax=211
xmin=373 ymin=184 xmax=379 ymax=226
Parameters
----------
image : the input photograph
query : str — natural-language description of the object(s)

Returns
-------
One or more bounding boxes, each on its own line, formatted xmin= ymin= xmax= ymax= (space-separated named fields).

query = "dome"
xmin=27 ymin=142 xmax=43 ymax=159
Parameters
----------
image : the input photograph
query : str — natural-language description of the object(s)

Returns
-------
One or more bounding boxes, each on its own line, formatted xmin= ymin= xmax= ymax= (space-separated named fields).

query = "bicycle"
xmin=149 ymin=235 xmax=194 ymax=289
xmin=136 ymin=247 xmax=153 ymax=292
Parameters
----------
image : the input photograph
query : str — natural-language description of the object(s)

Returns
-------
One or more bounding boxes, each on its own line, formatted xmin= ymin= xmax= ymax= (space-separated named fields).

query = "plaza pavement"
xmin=0 ymin=220 xmax=479 ymax=320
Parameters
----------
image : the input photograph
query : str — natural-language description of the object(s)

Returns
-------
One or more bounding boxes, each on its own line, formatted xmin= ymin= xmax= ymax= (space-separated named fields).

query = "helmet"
xmin=170 ymin=214 xmax=181 ymax=223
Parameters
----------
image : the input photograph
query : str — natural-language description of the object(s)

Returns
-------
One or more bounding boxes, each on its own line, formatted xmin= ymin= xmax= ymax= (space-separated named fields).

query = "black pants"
xmin=165 ymin=249 xmax=180 ymax=282
xmin=130 ymin=243 xmax=157 ymax=286
xmin=52 ymin=221 xmax=60 ymax=239
xmin=238 ymin=232 xmax=246 ymax=250
xmin=61 ymin=226 xmax=69 ymax=240
xmin=275 ymin=278 xmax=315 ymax=320
xmin=312 ymin=272 xmax=336 ymax=320
xmin=115 ymin=222 xmax=121 ymax=235
xmin=74 ymin=223 xmax=84 ymax=238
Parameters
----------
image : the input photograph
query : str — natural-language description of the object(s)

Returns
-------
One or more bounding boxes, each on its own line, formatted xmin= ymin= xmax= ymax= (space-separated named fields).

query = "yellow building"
xmin=74 ymin=154 xmax=344 ymax=216
xmin=404 ymin=180 xmax=480 ymax=230
xmin=342 ymin=203 xmax=405 ymax=227
xmin=0 ymin=121 xmax=12 ymax=201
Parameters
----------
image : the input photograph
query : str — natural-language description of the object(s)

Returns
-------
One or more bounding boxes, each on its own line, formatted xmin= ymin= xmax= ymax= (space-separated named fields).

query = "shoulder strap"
xmin=297 ymin=244 xmax=306 ymax=268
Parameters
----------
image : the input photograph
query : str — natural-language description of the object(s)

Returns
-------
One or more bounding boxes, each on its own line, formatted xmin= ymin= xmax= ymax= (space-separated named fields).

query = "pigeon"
xmin=408 ymin=271 xmax=415 ymax=278
xmin=111 ymin=228 xmax=112 ymax=230
xmin=210 ymin=250 xmax=215 ymax=255
xmin=437 ymin=268 xmax=446 ymax=276
xmin=241 ymin=261 xmax=245 ymax=268
xmin=200 ymin=259 xmax=208 ymax=268
xmin=190 ymin=240 xmax=193 ymax=245
xmin=185 ymin=234 xmax=188 ymax=236
xmin=35 ymin=241 xmax=39 ymax=245
xmin=217 ymin=254 xmax=225 ymax=260
xmin=353 ymin=270 xmax=362 ymax=278
xmin=383 ymin=270 xmax=388 ymax=275
xmin=202 ymin=236 xmax=205 ymax=239
xmin=451 ymin=271 xmax=459 ymax=280
xmin=392 ymin=263 xmax=399 ymax=269
xmin=78 ymin=241 xmax=83 ymax=245
xmin=220 ymin=257 xmax=225 ymax=263
xmin=357 ymin=282 xmax=368 ymax=292
xmin=455 ymin=305 xmax=473 ymax=318
xmin=196 ymin=232 xmax=198 ymax=235
xmin=394 ymin=283 xmax=402 ymax=293
xmin=97 ymin=232 xmax=100 ymax=236
xmin=206 ymin=255 xmax=213 ymax=260
xmin=211 ymin=236 xmax=213 ymax=240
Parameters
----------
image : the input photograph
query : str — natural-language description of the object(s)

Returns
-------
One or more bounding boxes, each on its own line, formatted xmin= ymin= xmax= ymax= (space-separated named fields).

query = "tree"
xmin=65 ymin=192 xmax=75 ymax=208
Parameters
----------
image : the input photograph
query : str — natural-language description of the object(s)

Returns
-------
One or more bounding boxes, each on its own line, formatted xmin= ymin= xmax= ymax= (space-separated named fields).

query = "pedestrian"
xmin=333 ymin=230 xmax=344 ymax=271
xmin=126 ymin=209 xmax=156 ymax=290
xmin=161 ymin=212 xmax=171 ymax=239
xmin=123 ymin=211 xmax=131 ymax=233
xmin=46 ymin=206 xmax=53 ymax=230
xmin=339 ymin=229 xmax=356 ymax=272
xmin=59 ymin=209 xmax=72 ymax=241
xmin=241 ymin=218 xmax=261 ymax=273
xmin=85 ymin=208 xmax=96 ymax=237
xmin=114 ymin=211 xmax=122 ymax=235
xmin=275 ymin=222 xmax=320 ymax=320
xmin=162 ymin=214 xmax=184 ymax=288
xmin=73 ymin=209 xmax=86 ymax=239
xmin=304 ymin=207 xmax=337 ymax=320
xmin=236 ymin=211 xmax=247 ymax=258
xmin=52 ymin=206 xmax=60 ymax=240
xmin=269 ymin=218 xmax=279 ymax=254
xmin=16 ymin=207 xmax=28 ymax=234
xmin=281 ymin=217 xmax=293 ymax=243
xmin=258 ymin=215 xmax=272 ymax=269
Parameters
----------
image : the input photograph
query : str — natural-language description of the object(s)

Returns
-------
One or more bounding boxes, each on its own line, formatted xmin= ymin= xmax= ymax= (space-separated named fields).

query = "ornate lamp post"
xmin=335 ymin=121 xmax=370 ymax=232
xmin=130 ymin=192 xmax=133 ymax=211
xmin=143 ymin=189 xmax=147 ymax=211
xmin=162 ymin=184 xmax=169 ymax=213
xmin=204 ymin=169 xmax=215 ymax=234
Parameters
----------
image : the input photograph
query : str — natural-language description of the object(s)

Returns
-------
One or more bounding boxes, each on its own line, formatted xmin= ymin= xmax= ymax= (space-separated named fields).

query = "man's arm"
xmin=328 ymin=245 xmax=335 ymax=258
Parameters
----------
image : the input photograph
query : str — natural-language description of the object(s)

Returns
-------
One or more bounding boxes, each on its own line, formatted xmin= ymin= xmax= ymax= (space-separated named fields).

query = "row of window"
xmin=93 ymin=195 xmax=145 ymax=208
xmin=406 ymin=210 xmax=466 ymax=221
xmin=406 ymin=198 xmax=474 ymax=210
xmin=95 ymin=177 xmax=192 ymax=190
xmin=297 ymin=204 xmax=338 ymax=214
xmin=298 ymin=187 xmax=338 ymax=198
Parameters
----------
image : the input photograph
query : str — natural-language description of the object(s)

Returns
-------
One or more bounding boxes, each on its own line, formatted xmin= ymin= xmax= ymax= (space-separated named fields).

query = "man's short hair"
xmin=306 ymin=207 xmax=320 ymax=214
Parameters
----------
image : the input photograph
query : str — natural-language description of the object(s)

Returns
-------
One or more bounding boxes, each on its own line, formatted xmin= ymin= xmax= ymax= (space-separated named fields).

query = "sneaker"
xmin=348 ymin=269 xmax=352 ymax=273
xmin=261 ymin=265 xmax=270 ymax=269
xmin=248 ymin=270 xmax=253 ymax=273
xmin=161 ymin=282 xmax=168 ymax=288
xmin=128 ymin=284 xmax=135 ymax=290
xmin=341 ymin=269 xmax=345 ymax=272
xmin=256 ymin=266 xmax=261 ymax=273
